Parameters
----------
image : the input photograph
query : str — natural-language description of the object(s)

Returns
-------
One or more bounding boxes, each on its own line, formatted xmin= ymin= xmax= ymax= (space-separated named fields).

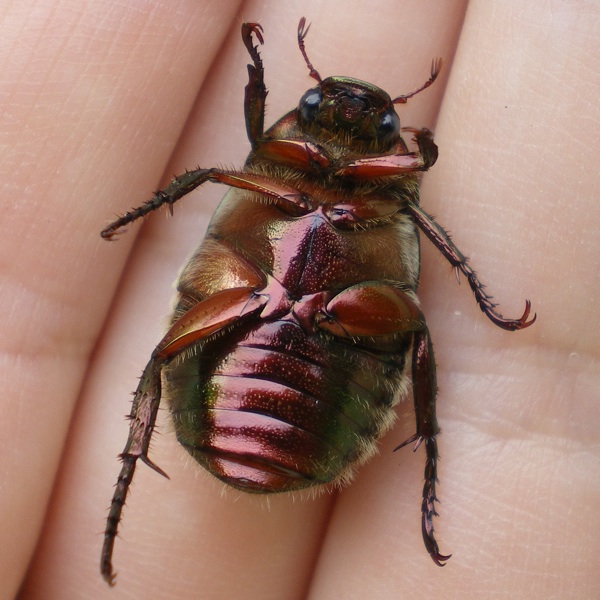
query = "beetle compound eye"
xmin=299 ymin=88 xmax=322 ymax=123
xmin=378 ymin=109 xmax=400 ymax=142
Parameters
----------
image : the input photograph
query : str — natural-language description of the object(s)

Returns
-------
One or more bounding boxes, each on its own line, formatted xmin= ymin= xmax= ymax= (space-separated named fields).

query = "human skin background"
xmin=1 ymin=0 xmax=598 ymax=598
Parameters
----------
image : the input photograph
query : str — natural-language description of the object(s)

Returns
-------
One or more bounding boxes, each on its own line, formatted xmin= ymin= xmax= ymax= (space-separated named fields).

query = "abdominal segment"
xmin=164 ymin=319 xmax=408 ymax=492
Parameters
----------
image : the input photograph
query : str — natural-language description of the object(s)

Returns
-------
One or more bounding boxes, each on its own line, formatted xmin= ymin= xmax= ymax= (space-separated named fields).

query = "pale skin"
xmin=3 ymin=1 xmax=599 ymax=599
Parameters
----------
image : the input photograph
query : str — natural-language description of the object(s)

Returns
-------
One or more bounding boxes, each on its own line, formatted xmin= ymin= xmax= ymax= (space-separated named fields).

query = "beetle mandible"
xmin=100 ymin=19 xmax=535 ymax=585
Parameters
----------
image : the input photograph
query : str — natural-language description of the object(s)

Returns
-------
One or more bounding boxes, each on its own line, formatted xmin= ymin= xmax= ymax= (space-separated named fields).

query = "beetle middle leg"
xmin=101 ymin=168 xmax=309 ymax=239
xmin=407 ymin=202 xmax=536 ymax=331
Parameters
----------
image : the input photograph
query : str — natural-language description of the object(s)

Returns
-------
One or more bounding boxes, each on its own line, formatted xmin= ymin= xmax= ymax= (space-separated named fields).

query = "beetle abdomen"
xmin=165 ymin=319 xmax=408 ymax=493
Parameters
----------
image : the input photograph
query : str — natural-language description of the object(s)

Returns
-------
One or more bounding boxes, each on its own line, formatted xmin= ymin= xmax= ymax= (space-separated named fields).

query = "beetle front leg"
xmin=241 ymin=22 xmax=267 ymax=146
xmin=402 ymin=127 xmax=438 ymax=170
xmin=408 ymin=202 xmax=536 ymax=331
xmin=336 ymin=129 xmax=438 ymax=178
xmin=395 ymin=328 xmax=451 ymax=567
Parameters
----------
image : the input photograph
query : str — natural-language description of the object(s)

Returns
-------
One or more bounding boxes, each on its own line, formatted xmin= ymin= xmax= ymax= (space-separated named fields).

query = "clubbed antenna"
xmin=297 ymin=17 xmax=322 ymax=83
xmin=393 ymin=58 xmax=443 ymax=104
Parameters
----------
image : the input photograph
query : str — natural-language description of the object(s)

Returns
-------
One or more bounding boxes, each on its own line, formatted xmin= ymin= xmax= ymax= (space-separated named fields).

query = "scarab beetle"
xmin=101 ymin=19 xmax=535 ymax=584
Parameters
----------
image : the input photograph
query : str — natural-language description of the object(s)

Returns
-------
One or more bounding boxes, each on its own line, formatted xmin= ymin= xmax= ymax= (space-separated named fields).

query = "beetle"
xmin=100 ymin=19 xmax=535 ymax=584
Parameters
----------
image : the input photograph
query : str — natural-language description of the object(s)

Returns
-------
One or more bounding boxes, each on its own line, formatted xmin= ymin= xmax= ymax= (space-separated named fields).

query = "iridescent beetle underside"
xmin=100 ymin=19 xmax=535 ymax=585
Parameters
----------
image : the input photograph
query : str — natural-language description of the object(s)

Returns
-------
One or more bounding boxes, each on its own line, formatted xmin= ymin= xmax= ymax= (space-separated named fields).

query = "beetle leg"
xmin=256 ymin=139 xmax=332 ymax=171
xmin=154 ymin=287 xmax=266 ymax=358
xmin=241 ymin=22 xmax=267 ymax=146
xmin=257 ymin=133 xmax=434 ymax=177
xmin=101 ymin=287 xmax=265 ymax=585
xmin=259 ymin=131 xmax=433 ymax=177
xmin=101 ymin=358 xmax=165 ymax=585
xmin=313 ymin=282 xmax=425 ymax=338
xmin=336 ymin=129 xmax=438 ymax=178
xmin=312 ymin=282 xmax=450 ymax=566
xmin=402 ymin=127 xmax=439 ymax=169
xmin=336 ymin=153 xmax=423 ymax=178
xmin=394 ymin=328 xmax=452 ymax=567
xmin=101 ymin=168 xmax=308 ymax=239
xmin=408 ymin=202 xmax=536 ymax=331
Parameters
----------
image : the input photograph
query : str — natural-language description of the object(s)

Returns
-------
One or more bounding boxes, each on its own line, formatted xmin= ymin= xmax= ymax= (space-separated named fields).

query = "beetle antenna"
xmin=393 ymin=58 xmax=442 ymax=104
xmin=298 ymin=17 xmax=322 ymax=83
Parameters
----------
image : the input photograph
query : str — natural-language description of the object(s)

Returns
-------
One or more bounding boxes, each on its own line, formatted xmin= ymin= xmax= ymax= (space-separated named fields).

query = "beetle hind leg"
xmin=395 ymin=327 xmax=451 ymax=566
xmin=101 ymin=287 xmax=266 ymax=584
xmin=101 ymin=359 xmax=166 ymax=585
xmin=315 ymin=282 xmax=451 ymax=564
xmin=420 ymin=435 xmax=451 ymax=566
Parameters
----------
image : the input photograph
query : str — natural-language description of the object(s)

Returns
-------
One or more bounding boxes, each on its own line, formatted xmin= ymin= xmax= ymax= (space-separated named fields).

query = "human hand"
xmin=7 ymin=2 xmax=598 ymax=599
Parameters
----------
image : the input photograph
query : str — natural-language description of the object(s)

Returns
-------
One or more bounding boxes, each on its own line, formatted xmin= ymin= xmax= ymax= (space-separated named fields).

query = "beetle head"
xmin=298 ymin=77 xmax=401 ymax=150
